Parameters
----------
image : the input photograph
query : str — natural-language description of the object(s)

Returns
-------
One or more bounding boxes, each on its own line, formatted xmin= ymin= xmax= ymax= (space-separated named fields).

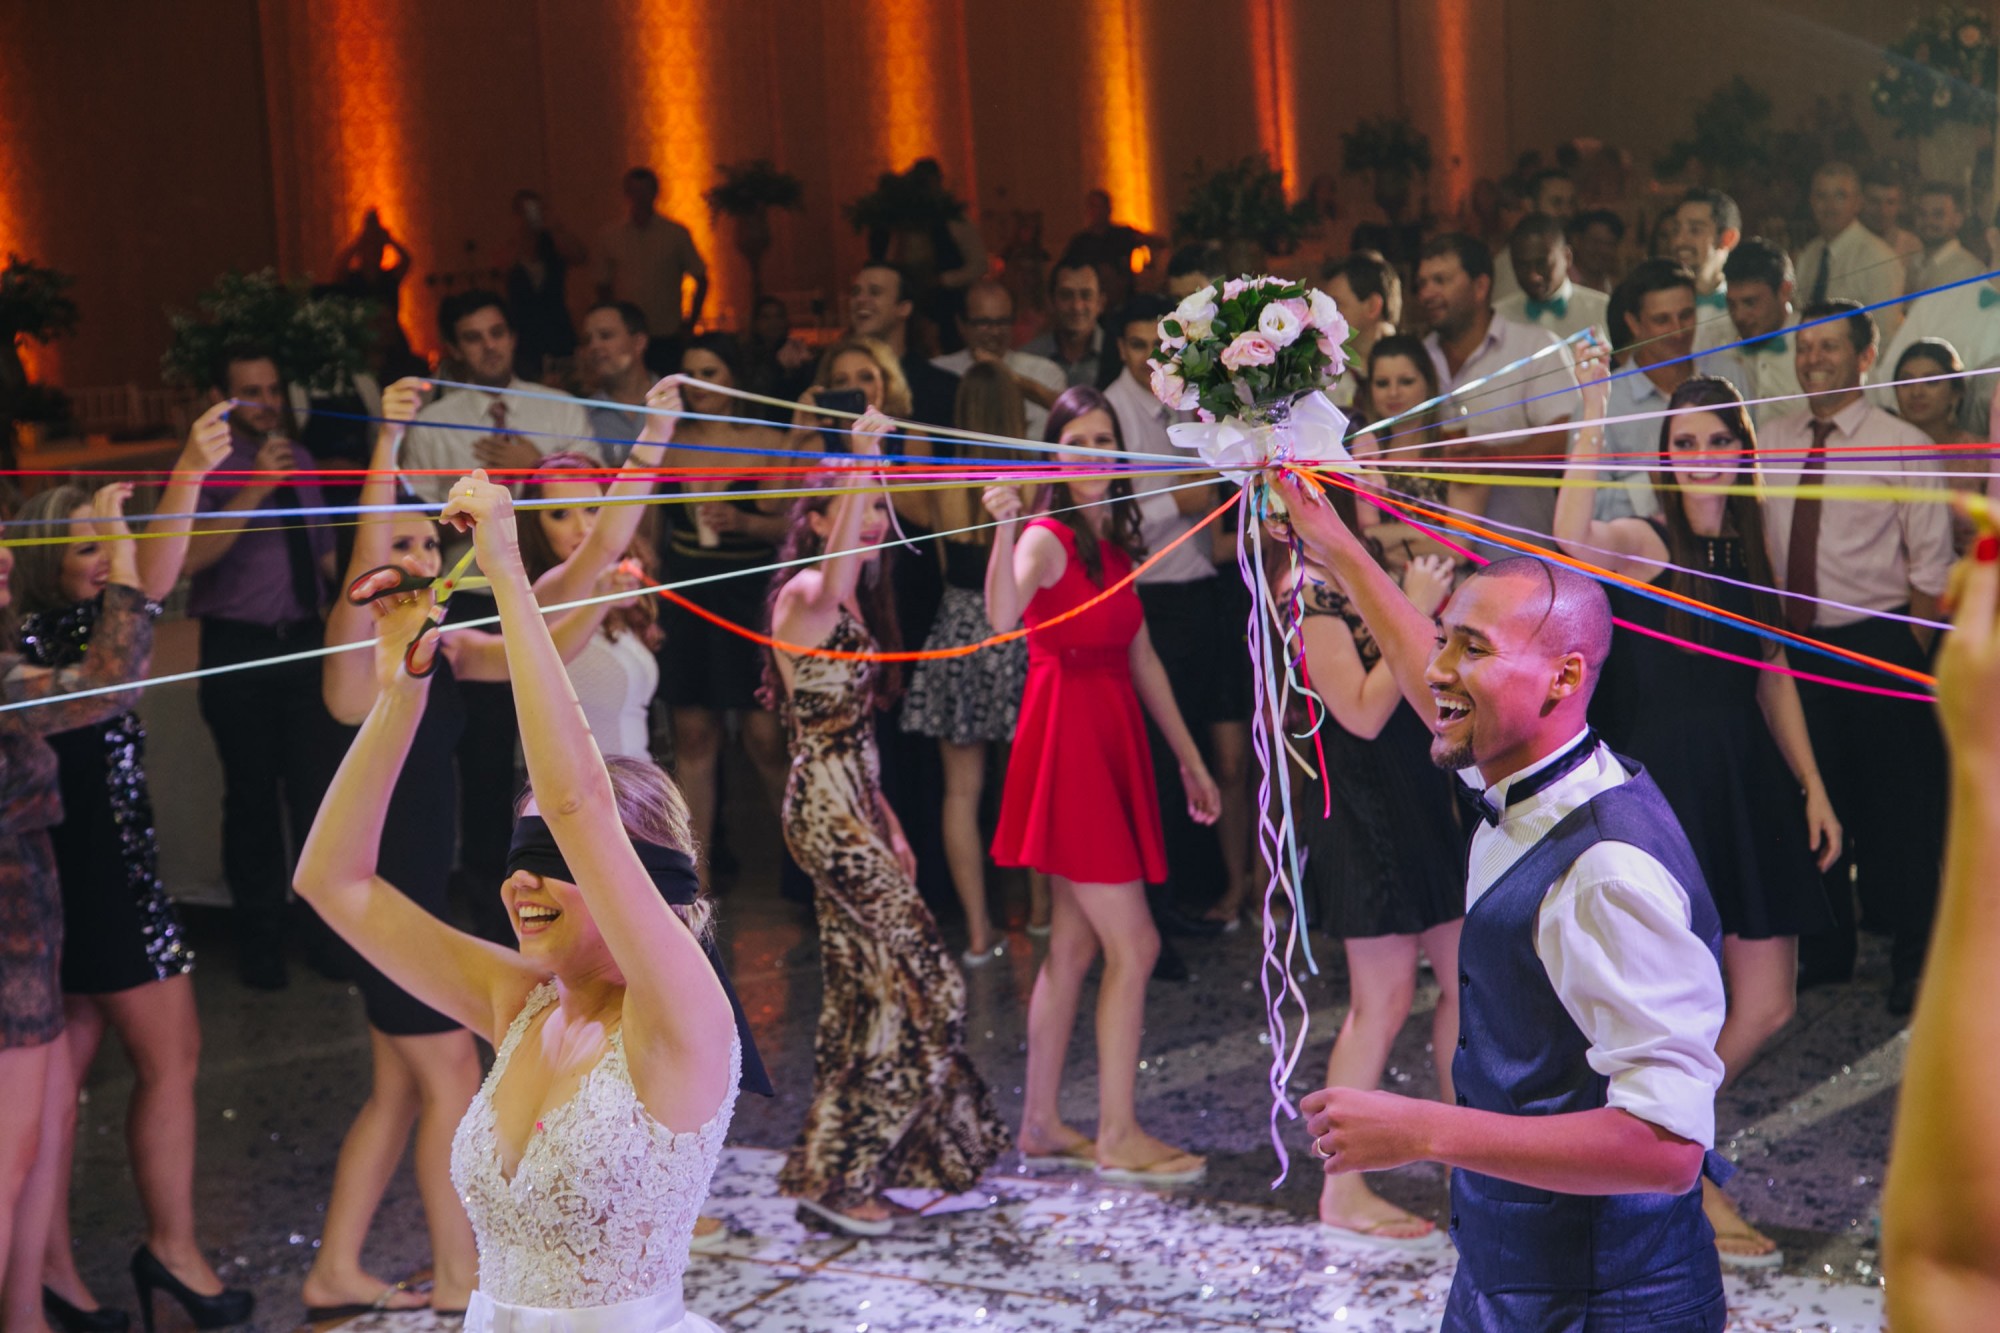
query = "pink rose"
xmin=1222 ymin=278 xmax=1249 ymax=300
xmin=1220 ymin=332 xmax=1278 ymax=370
xmin=1149 ymin=360 xmax=1198 ymax=411
xmin=1316 ymin=332 xmax=1347 ymax=377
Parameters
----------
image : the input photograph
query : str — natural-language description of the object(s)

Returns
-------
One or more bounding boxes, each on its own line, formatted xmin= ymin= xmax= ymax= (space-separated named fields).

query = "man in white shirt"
xmin=1792 ymin=163 xmax=1904 ymax=337
xmin=1723 ymin=239 xmax=1804 ymax=427
xmin=1903 ymin=181 xmax=1983 ymax=300
xmin=1284 ymin=493 xmax=1727 ymax=1327
xmin=1324 ymin=251 xmax=1400 ymax=410
xmin=931 ymin=279 xmax=1064 ymax=439
xmin=1869 ymin=201 xmax=2000 ymax=422
xmin=595 ymin=167 xmax=708 ymax=373
xmin=1760 ymin=300 xmax=1952 ymax=1016
xmin=1493 ymin=213 xmax=1609 ymax=347
xmin=400 ymin=290 xmax=592 ymax=948
xmin=400 ymin=291 xmax=591 ymax=502
xmin=1417 ymin=233 xmax=1582 ymax=544
xmin=1593 ymin=260 xmax=1751 ymax=522
xmin=1673 ymin=190 xmax=1742 ymax=354
xmin=1861 ymin=164 xmax=1923 ymax=272
xmin=1102 ymin=295 xmax=1253 ymax=937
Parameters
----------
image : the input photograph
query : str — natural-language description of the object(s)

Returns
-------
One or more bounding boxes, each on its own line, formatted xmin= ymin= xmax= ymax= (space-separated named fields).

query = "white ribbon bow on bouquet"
xmin=1166 ymin=389 xmax=1357 ymax=487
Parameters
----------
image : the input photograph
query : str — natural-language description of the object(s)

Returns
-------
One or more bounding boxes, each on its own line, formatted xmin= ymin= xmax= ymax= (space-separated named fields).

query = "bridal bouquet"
xmin=1150 ymin=276 xmax=1348 ymax=423
xmin=1149 ymin=276 xmax=1354 ymax=484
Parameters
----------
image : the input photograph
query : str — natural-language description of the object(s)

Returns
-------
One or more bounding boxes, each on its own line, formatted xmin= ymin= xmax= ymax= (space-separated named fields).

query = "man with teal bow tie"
xmin=1674 ymin=191 xmax=1741 ymax=355
xmin=1722 ymin=239 xmax=1803 ymax=428
xmin=1494 ymin=213 xmax=1609 ymax=345
xmin=1868 ymin=201 xmax=2000 ymax=426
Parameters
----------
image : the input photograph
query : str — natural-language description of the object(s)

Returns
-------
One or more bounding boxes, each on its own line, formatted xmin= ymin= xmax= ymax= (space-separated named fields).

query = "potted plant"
xmin=1173 ymin=155 xmax=1318 ymax=277
xmin=162 ymin=268 xmax=377 ymax=396
xmin=1340 ymin=117 xmax=1433 ymax=223
xmin=1870 ymin=6 xmax=1997 ymax=188
xmin=0 ymin=255 xmax=80 ymax=461
xmin=705 ymin=159 xmax=804 ymax=303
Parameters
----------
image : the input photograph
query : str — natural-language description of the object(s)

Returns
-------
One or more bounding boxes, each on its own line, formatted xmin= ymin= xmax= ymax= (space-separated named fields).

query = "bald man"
xmin=1277 ymin=474 xmax=1731 ymax=1332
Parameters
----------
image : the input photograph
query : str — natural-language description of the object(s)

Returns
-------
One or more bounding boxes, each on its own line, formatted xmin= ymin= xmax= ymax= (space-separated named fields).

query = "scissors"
xmin=343 ymin=548 xmax=486 ymax=678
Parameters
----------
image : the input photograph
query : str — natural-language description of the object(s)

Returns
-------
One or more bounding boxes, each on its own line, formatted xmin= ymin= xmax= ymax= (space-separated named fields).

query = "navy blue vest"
xmin=1448 ymin=764 xmax=1724 ymax=1297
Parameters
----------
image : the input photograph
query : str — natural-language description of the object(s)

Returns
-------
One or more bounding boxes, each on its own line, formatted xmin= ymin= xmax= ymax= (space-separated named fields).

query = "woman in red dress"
xmin=985 ymin=385 xmax=1221 ymax=1185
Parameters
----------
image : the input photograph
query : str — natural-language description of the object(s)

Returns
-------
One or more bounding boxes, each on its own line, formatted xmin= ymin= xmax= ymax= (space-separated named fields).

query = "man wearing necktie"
xmin=1791 ymin=164 xmax=1905 ymax=340
xmin=185 ymin=350 xmax=344 ymax=989
xmin=1493 ymin=213 xmax=1608 ymax=346
xmin=399 ymin=292 xmax=591 ymax=944
xmin=1757 ymin=301 xmax=1954 ymax=1016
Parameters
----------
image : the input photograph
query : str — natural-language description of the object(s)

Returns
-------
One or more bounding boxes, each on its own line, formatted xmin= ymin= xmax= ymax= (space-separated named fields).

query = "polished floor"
xmin=67 ymin=762 xmax=1896 ymax=1331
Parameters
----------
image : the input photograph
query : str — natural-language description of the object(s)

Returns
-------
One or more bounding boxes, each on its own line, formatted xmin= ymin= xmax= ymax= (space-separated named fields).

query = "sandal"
xmin=304 ymin=1282 xmax=429 ymax=1322
xmin=1317 ymin=1215 xmax=1450 ymax=1252
xmin=1020 ymin=1139 xmax=1097 ymax=1173
xmin=1096 ymin=1151 xmax=1207 ymax=1186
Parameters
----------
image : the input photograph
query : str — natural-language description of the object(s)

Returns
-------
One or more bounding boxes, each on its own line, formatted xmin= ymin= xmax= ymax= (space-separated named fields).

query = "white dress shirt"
xmin=1792 ymin=221 xmax=1905 ymax=337
xmin=1493 ymin=278 xmax=1610 ymax=346
xmin=400 ymin=380 xmax=593 ymax=503
xmin=931 ymin=347 xmax=1067 ymax=441
xmin=1424 ymin=315 xmax=1582 ymax=540
xmin=1731 ymin=324 xmax=1804 ymax=429
xmin=1905 ymin=238 xmax=1983 ymax=304
xmin=1758 ymin=397 xmax=1954 ymax=627
xmin=1461 ymin=733 xmax=1727 ymax=1148
xmin=1867 ymin=277 xmax=2000 ymax=428
xmin=1691 ymin=281 xmax=1735 ymax=355
xmin=1103 ymin=371 xmax=1215 ymax=584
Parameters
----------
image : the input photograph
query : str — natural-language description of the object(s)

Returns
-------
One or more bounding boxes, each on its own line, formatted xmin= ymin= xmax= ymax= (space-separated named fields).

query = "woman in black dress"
xmin=15 ymin=409 xmax=258 ymax=1333
xmin=1554 ymin=364 xmax=1840 ymax=1269
xmin=1284 ymin=524 xmax=1461 ymax=1249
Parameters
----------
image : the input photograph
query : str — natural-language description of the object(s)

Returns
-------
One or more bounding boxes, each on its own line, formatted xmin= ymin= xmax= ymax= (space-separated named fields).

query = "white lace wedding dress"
xmin=450 ymin=983 xmax=740 ymax=1333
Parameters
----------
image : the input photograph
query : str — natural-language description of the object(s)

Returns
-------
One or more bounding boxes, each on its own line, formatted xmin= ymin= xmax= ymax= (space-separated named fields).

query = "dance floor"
xmin=69 ymin=768 xmax=1898 ymax=1331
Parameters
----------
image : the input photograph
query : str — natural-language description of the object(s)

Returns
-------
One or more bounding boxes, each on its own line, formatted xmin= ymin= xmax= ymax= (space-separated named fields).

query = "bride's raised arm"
xmin=440 ymin=470 xmax=737 ymax=1132
xmin=293 ymin=582 xmax=543 ymax=1039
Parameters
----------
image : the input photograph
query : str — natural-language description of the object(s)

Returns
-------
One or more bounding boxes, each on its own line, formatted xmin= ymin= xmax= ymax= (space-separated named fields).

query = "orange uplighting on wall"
xmin=1247 ymin=0 xmax=1299 ymax=193
xmin=626 ymin=4 xmax=727 ymax=327
xmin=864 ymin=0 xmax=977 ymax=206
xmin=1433 ymin=0 xmax=1475 ymax=213
xmin=0 ymin=6 xmax=29 ymax=265
xmin=326 ymin=0 xmax=411 ymax=259
xmin=1084 ymin=0 xmax=1158 ymax=234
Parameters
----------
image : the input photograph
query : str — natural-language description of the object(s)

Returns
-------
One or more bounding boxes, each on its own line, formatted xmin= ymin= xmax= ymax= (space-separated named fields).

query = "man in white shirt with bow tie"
xmin=1673 ymin=190 xmax=1742 ymax=355
xmin=1723 ymin=239 xmax=1804 ymax=428
xmin=1493 ymin=213 xmax=1608 ymax=346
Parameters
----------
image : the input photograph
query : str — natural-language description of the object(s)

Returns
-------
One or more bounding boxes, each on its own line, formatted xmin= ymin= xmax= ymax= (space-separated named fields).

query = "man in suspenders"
xmin=1272 ymin=473 xmax=1731 ymax=1332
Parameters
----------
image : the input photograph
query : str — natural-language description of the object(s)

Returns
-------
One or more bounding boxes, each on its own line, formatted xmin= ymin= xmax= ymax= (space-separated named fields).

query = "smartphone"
xmin=815 ymin=389 xmax=870 ymax=452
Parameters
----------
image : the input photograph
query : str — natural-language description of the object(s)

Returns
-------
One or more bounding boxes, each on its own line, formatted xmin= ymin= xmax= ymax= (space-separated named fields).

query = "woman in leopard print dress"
xmin=761 ymin=417 xmax=1008 ymax=1236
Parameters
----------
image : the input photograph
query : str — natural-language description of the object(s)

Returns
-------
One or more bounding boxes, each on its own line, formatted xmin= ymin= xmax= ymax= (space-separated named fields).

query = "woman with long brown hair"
xmin=899 ymin=364 xmax=1032 ymax=960
xmin=984 ymin=385 xmax=1220 ymax=1185
xmin=761 ymin=409 xmax=1007 ymax=1236
xmin=1554 ymin=360 xmax=1840 ymax=1270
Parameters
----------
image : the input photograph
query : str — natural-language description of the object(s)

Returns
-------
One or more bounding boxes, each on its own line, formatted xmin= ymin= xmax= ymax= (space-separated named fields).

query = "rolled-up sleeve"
xmin=1535 ymin=846 xmax=1726 ymax=1148
xmin=1898 ymin=468 xmax=1956 ymax=599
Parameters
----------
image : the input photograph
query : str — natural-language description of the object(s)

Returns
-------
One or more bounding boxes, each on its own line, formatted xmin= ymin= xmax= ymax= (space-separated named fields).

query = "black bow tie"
xmin=1457 ymin=731 xmax=1599 ymax=828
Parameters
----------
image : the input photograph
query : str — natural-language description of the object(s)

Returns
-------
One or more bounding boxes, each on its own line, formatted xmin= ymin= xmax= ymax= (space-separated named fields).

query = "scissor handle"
xmin=346 ymin=565 xmax=433 ymax=606
xmin=403 ymin=612 xmax=446 ymax=679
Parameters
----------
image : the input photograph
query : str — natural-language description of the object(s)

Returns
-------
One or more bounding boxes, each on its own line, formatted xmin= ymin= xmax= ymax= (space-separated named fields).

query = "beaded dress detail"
xmin=449 ymin=983 xmax=739 ymax=1310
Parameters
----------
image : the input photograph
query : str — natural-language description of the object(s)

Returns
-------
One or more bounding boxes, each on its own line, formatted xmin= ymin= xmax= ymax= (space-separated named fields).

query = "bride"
xmin=294 ymin=470 xmax=748 ymax=1333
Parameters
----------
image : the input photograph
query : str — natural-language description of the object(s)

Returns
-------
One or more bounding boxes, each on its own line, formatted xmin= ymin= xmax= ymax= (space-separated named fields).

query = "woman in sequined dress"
xmin=13 ymin=407 xmax=259 ymax=1332
xmin=762 ymin=413 xmax=1009 ymax=1237
xmin=1554 ymin=366 xmax=1840 ymax=1269
xmin=0 ymin=490 xmax=158 ymax=1333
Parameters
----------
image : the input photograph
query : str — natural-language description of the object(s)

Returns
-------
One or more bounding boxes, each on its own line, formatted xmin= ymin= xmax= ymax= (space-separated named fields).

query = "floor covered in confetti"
xmin=68 ymin=756 xmax=1897 ymax=1331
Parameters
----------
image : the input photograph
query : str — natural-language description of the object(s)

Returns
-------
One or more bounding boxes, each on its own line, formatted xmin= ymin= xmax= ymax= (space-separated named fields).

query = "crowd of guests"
xmin=0 ymin=148 xmax=1992 ymax=1327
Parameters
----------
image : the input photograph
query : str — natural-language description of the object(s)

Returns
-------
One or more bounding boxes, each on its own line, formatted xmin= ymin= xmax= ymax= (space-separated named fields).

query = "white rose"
xmin=1172 ymin=286 xmax=1219 ymax=328
xmin=1184 ymin=315 xmax=1215 ymax=343
xmin=1258 ymin=301 xmax=1304 ymax=347
xmin=1307 ymin=287 xmax=1342 ymax=332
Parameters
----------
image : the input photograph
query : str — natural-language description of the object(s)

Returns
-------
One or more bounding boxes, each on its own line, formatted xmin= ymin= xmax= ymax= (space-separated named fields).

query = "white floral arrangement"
xmin=1149 ymin=276 xmax=1354 ymax=484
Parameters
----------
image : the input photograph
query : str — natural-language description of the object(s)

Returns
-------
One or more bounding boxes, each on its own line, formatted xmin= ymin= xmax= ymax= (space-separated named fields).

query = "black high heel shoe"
xmin=130 ymin=1248 xmax=253 ymax=1333
xmin=42 ymin=1288 xmax=130 ymax=1333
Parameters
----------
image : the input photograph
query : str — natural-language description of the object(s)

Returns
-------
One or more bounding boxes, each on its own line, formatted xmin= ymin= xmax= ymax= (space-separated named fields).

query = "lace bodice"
xmin=449 ymin=983 xmax=739 ymax=1309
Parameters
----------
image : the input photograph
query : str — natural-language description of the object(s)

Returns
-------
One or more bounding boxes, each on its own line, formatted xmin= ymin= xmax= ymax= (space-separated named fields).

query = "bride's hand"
xmin=438 ymin=471 xmax=523 ymax=579
xmin=369 ymin=586 xmax=443 ymax=689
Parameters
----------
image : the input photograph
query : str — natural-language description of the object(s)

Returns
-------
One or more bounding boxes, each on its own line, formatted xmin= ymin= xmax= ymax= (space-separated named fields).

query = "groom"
xmin=1274 ymin=473 xmax=1730 ymax=1331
